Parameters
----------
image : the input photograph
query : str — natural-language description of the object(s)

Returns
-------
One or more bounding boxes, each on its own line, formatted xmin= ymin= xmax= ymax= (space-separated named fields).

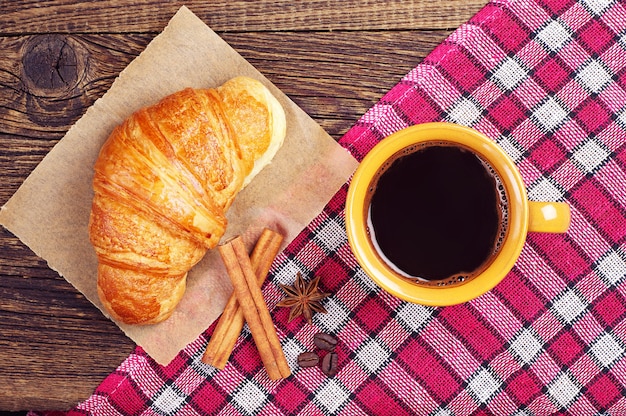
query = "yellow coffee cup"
xmin=345 ymin=122 xmax=570 ymax=306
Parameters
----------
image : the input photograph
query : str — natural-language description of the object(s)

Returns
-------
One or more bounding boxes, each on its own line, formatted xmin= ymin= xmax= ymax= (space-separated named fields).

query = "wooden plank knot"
xmin=21 ymin=34 xmax=86 ymax=95
xmin=19 ymin=35 xmax=90 ymax=127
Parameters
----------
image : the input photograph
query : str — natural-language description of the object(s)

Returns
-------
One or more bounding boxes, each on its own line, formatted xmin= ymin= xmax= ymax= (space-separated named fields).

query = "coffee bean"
xmin=321 ymin=352 xmax=338 ymax=377
xmin=313 ymin=332 xmax=338 ymax=351
xmin=297 ymin=351 xmax=319 ymax=368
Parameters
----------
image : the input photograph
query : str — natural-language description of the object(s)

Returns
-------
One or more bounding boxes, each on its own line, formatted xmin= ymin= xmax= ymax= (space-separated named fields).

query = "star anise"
xmin=276 ymin=272 xmax=330 ymax=324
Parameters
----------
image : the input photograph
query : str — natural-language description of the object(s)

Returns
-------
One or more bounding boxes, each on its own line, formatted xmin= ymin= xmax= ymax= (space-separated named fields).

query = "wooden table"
xmin=0 ymin=0 xmax=486 ymax=411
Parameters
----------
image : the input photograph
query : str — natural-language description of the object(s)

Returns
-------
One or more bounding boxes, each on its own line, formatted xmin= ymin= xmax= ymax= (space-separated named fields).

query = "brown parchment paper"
xmin=0 ymin=6 xmax=358 ymax=365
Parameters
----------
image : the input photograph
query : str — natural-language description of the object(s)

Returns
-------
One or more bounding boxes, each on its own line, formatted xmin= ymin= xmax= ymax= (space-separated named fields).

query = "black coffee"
xmin=368 ymin=144 xmax=507 ymax=284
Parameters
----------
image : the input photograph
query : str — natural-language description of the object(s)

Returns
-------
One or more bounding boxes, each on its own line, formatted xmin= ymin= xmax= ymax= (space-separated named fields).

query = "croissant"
xmin=89 ymin=76 xmax=286 ymax=325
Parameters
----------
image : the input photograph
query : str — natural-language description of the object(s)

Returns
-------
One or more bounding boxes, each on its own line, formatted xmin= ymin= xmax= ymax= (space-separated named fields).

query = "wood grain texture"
xmin=0 ymin=0 xmax=486 ymax=411
xmin=1 ymin=0 xmax=485 ymax=34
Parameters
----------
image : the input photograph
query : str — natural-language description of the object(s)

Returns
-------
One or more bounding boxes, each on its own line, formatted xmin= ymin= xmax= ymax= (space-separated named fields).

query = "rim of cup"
xmin=345 ymin=122 xmax=529 ymax=306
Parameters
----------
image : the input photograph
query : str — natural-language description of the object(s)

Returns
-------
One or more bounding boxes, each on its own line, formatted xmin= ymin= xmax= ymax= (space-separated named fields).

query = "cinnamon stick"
xmin=217 ymin=236 xmax=291 ymax=380
xmin=203 ymin=228 xmax=283 ymax=369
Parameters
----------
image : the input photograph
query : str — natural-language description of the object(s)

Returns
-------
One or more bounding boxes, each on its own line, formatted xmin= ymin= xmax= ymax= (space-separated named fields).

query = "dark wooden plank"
xmin=0 ymin=227 xmax=136 ymax=410
xmin=0 ymin=34 xmax=153 ymax=142
xmin=0 ymin=0 xmax=486 ymax=34
xmin=0 ymin=28 xmax=446 ymax=161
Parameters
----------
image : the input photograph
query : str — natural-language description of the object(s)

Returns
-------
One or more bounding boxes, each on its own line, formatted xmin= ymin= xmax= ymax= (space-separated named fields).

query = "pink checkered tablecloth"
xmin=31 ymin=0 xmax=626 ymax=414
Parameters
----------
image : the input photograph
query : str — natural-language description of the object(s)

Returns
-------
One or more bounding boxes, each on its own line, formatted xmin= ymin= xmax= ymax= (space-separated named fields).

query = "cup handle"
xmin=527 ymin=201 xmax=570 ymax=233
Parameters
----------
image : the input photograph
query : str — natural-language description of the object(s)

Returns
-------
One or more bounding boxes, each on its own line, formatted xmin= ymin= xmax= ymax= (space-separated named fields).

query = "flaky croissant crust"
xmin=89 ymin=76 xmax=286 ymax=325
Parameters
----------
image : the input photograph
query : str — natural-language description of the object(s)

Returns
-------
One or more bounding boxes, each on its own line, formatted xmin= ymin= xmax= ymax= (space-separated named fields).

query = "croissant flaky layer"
xmin=89 ymin=76 xmax=286 ymax=325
